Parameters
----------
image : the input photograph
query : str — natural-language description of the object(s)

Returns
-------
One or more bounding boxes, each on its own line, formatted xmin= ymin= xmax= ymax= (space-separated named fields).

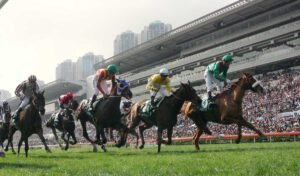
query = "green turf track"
xmin=1 ymin=142 xmax=300 ymax=176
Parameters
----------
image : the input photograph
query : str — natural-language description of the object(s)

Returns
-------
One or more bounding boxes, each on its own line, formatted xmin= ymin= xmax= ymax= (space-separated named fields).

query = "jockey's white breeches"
xmin=150 ymin=87 xmax=170 ymax=98
xmin=93 ymin=80 xmax=109 ymax=96
xmin=19 ymin=97 xmax=30 ymax=109
xmin=204 ymin=69 xmax=223 ymax=93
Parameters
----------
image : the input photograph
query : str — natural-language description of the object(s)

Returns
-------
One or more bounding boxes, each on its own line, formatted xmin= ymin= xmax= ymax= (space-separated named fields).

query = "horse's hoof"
xmin=101 ymin=146 xmax=107 ymax=153
xmin=4 ymin=148 xmax=8 ymax=152
xmin=46 ymin=149 xmax=52 ymax=153
xmin=139 ymin=145 xmax=144 ymax=149
xmin=92 ymin=147 xmax=98 ymax=152
xmin=12 ymin=151 xmax=16 ymax=155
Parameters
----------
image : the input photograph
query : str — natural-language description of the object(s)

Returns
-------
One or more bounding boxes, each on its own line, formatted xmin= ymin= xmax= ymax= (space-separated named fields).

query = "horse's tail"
xmin=74 ymin=99 xmax=88 ymax=121
xmin=127 ymin=99 xmax=146 ymax=123
xmin=180 ymin=101 xmax=194 ymax=116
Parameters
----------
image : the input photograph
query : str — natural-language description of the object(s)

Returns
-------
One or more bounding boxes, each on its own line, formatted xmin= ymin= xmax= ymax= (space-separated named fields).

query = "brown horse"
xmin=0 ymin=111 xmax=12 ymax=156
xmin=75 ymin=79 xmax=132 ymax=152
xmin=183 ymin=73 xmax=266 ymax=151
xmin=126 ymin=82 xmax=199 ymax=153
xmin=5 ymin=91 xmax=51 ymax=157
xmin=46 ymin=99 xmax=79 ymax=150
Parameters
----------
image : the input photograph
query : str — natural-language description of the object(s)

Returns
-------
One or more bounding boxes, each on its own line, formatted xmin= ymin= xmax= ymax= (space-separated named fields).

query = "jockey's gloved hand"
xmin=103 ymin=94 xmax=109 ymax=99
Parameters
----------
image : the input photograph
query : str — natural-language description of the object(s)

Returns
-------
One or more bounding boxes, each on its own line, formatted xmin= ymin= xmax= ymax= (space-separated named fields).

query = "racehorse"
xmin=126 ymin=82 xmax=199 ymax=153
xmin=46 ymin=100 xmax=79 ymax=150
xmin=0 ymin=111 xmax=12 ymax=156
xmin=183 ymin=73 xmax=266 ymax=151
xmin=75 ymin=79 xmax=132 ymax=152
xmin=5 ymin=91 xmax=51 ymax=157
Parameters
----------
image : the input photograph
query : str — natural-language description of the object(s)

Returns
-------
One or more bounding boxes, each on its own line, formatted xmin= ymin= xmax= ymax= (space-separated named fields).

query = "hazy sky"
xmin=0 ymin=0 xmax=236 ymax=95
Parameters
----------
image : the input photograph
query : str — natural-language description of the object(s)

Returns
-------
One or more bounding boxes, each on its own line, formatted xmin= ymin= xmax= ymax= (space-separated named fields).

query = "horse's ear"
xmin=242 ymin=73 xmax=248 ymax=79
xmin=188 ymin=81 xmax=191 ymax=86
xmin=180 ymin=82 xmax=185 ymax=87
xmin=41 ymin=90 xmax=45 ymax=95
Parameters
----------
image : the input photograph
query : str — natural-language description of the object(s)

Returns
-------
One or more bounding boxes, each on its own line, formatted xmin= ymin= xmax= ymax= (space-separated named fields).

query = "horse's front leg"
xmin=36 ymin=128 xmax=51 ymax=153
xmin=193 ymin=128 xmax=204 ymax=151
xmin=80 ymin=119 xmax=97 ymax=152
xmin=236 ymin=124 xmax=242 ymax=144
xmin=157 ymin=128 xmax=163 ymax=153
xmin=138 ymin=123 xmax=153 ymax=149
xmin=24 ymin=137 xmax=29 ymax=158
xmin=240 ymin=119 xmax=265 ymax=138
xmin=5 ymin=126 xmax=16 ymax=154
xmin=164 ymin=127 xmax=173 ymax=145
xmin=52 ymin=128 xmax=63 ymax=149
xmin=17 ymin=134 xmax=24 ymax=156
xmin=64 ymin=133 xmax=70 ymax=151
xmin=97 ymin=127 xmax=107 ymax=152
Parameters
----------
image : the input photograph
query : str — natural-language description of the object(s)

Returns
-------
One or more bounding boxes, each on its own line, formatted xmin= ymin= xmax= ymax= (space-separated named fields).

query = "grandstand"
xmin=93 ymin=0 xmax=300 ymax=102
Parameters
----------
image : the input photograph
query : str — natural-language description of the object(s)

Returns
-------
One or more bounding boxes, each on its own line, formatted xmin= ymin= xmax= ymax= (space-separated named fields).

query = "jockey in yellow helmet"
xmin=146 ymin=68 xmax=174 ymax=106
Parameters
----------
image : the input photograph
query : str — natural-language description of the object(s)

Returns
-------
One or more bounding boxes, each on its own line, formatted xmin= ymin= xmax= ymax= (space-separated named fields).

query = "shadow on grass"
xmin=30 ymin=155 xmax=88 ymax=159
xmin=0 ymin=162 xmax=56 ymax=169
xmin=105 ymin=144 xmax=300 ymax=156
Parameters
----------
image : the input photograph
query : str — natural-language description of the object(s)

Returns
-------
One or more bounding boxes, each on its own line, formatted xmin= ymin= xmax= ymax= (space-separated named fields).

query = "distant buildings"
xmin=56 ymin=52 xmax=103 ymax=82
xmin=140 ymin=21 xmax=172 ymax=43
xmin=114 ymin=31 xmax=138 ymax=55
xmin=0 ymin=89 xmax=11 ymax=102
xmin=114 ymin=21 xmax=172 ymax=54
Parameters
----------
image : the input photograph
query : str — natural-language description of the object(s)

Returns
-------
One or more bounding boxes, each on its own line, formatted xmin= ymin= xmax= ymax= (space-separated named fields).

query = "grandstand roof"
xmin=94 ymin=0 xmax=294 ymax=73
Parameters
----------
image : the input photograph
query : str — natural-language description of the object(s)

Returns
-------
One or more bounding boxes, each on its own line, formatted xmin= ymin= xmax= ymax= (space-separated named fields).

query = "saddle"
xmin=138 ymin=97 xmax=164 ymax=121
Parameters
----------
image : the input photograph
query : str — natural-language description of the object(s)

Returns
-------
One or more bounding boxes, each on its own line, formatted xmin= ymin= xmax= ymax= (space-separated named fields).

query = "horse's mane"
xmin=219 ymin=76 xmax=245 ymax=97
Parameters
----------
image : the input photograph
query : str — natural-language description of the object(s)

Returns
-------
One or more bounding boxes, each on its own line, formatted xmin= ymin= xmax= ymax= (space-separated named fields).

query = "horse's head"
xmin=174 ymin=81 xmax=199 ymax=104
xmin=116 ymin=79 xmax=133 ymax=100
xmin=32 ymin=90 xmax=46 ymax=115
xmin=242 ymin=73 xmax=264 ymax=95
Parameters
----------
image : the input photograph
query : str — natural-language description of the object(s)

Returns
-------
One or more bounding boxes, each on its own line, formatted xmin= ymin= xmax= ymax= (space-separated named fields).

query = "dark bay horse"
xmin=0 ymin=111 xmax=12 ymax=156
xmin=93 ymin=80 xmax=132 ymax=149
xmin=183 ymin=73 xmax=265 ymax=151
xmin=75 ymin=79 xmax=132 ymax=152
xmin=126 ymin=82 xmax=199 ymax=153
xmin=5 ymin=91 xmax=51 ymax=157
xmin=46 ymin=100 xmax=79 ymax=150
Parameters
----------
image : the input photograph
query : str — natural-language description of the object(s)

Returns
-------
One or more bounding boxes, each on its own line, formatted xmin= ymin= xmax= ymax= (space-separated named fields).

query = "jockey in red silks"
xmin=54 ymin=92 xmax=74 ymax=124
xmin=89 ymin=64 xmax=117 ymax=110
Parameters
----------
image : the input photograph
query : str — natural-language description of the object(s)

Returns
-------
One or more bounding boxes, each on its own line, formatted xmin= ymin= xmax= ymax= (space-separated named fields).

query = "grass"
xmin=1 ymin=142 xmax=300 ymax=176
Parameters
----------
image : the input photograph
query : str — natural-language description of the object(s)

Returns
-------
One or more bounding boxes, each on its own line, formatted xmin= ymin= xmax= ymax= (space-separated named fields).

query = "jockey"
xmin=120 ymin=99 xmax=132 ymax=116
xmin=55 ymin=92 xmax=74 ymax=123
xmin=0 ymin=105 xmax=3 ymax=124
xmin=89 ymin=64 xmax=117 ymax=110
xmin=13 ymin=75 xmax=39 ymax=120
xmin=3 ymin=101 xmax=11 ymax=114
xmin=2 ymin=101 xmax=11 ymax=124
xmin=146 ymin=68 xmax=175 ymax=106
xmin=204 ymin=54 xmax=233 ymax=103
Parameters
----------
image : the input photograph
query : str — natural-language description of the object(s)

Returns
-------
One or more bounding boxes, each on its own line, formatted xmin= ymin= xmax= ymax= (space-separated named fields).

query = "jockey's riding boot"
xmin=150 ymin=96 xmax=156 ymax=107
xmin=88 ymin=95 xmax=97 ymax=112
xmin=207 ymin=92 xmax=214 ymax=103
xmin=13 ymin=108 xmax=23 ymax=120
